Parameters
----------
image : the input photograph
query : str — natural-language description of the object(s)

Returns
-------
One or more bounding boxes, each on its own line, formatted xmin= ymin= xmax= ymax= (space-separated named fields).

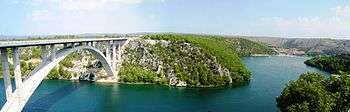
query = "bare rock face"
xmin=64 ymin=50 xmax=110 ymax=82
xmin=169 ymin=77 xmax=179 ymax=86
xmin=79 ymin=72 xmax=95 ymax=81
xmin=121 ymin=39 xmax=233 ymax=87
xmin=176 ymin=80 xmax=187 ymax=87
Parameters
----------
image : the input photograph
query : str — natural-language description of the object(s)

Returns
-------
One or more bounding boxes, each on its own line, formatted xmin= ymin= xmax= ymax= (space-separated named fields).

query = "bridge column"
xmin=12 ymin=47 xmax=22 ymax=89
xmin=112 ymin=41 xmax=117 ymax=70
xmin=72 ymin=43 xmax=76 ymax=48
xmin=106 ymin=41 xmax=111 ymax=64
xmin=95 ymin=42 xmax=99 ymax=49
xmin=41 ymin=45 xmax=48 ymax=61
xmin=90 ymin=42 xmax=94 ymax=46
xmin=117 ymin=44 xmax=122 ymax=62
xmin=1 ymin=49 xmax=13 ymax=100
xmin=92 ymin=41 xmax=96 ymax=47
xmin=63 ymin=43 xmax=68 ymax=48
xmin=50 ymin=44 xmax=56 ymax=61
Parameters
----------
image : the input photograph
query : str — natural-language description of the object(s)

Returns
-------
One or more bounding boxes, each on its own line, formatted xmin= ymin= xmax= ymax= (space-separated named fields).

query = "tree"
xmin=277 ymin=72 xmax=350 ymax=112
xmin=47 ymin=67 xmax=60 ymax=79
xmin=276 ymin=72 xmax=334 ymax=112
xmin=326 ymin=72 xmax=350 ymax=112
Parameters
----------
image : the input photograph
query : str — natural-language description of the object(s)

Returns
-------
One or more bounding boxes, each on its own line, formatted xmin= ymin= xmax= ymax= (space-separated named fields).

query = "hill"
xmin=243 ymin=37 xmax=350 ymax=55
xmin=304 ymin=54 xmax=350 ymax=73
xmin=119 ymin=34 xmax=273 ymax=87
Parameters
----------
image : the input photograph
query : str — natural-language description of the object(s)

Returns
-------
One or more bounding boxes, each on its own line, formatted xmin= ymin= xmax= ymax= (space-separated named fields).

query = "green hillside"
xmin=305 ymin=54 xmax=350 ymax=73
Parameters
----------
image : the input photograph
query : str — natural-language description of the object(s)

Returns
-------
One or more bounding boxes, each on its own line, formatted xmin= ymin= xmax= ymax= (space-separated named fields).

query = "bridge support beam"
xmin=112 ymin=41 xmax=117 ymax=70
xmin=92 ymin=41 xmax=96 ymax=47
xmin=63 ymin=43 xmax=68 ymax=48
xmin=41 ymin=45 xmax=48 ymax=61
xmin=1 ymin=49 xmax=13 ymax=100
xmin=72 ymin=43 xmax=76 ymax=48
xmin=118 ymin=44 xmax=122 ymax=62
xmin=12 ymin=47 xmax=22 ymax=89
xmin=50 ymin=45 xmax=56 ymax=61
xmin=106 ymin=41 xmax=111 ymax=64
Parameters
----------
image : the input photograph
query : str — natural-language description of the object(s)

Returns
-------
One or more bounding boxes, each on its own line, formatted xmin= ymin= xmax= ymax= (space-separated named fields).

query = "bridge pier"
xmin=92 ymin=41 xmax=96 ymax=47
xmin=106 ymin=41 xmax=111 ymax=64
xmin=89 ymin=42 xmax=93 ymax=46
xmin=112 ymin=41 xmax=117 ymax=70
xmin=12 ymin=47 xmax=23 ymax=89
xmin=72 ymin=43 xmax=76 ymax=48
xmin=63 ymin=43 xmax=68 ymax=48
xmin=117 ymin=44 xmax=122 ymax=62
xmin=41 ymin=45 xmax=48 ymax=61
xmin=95 ymin=42 xmax=100 ymax=49
xmin=50 ymin=45 xmax=56 ymax=61
xmin=1 ymin=49 xmax=13 ymax=100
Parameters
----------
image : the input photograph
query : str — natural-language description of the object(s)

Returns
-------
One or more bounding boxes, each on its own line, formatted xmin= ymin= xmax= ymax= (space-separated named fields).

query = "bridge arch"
xmin=1 ymin=45 xmax=117 ymax=112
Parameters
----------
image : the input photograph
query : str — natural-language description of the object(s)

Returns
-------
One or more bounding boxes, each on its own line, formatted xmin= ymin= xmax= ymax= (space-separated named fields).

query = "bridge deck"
xmin=0 ymin=38 xmax=128 ymax=48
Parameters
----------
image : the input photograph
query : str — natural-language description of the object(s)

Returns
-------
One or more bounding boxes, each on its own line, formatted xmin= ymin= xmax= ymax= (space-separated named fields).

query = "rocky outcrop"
xmin=120 ymin=39 xmax=232 ymax=87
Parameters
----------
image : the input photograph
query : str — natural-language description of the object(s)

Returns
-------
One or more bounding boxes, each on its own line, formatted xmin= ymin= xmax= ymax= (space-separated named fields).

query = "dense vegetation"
xmin=305 ymin=54 xmax=350 ymax=73
xmin=144 ymin=34 xmax=252 ymax=80
xmin=119 ymin=65 xmax=168 ymax=84
xmin=277 ymin=72 xmax=350 ymax=112
xmin=119 ymin=34 xmax=273 ymax=87
xmin=151 ymin=34 xmax=251 ymax=83
xmin=120 ymin=39 xmax=231 ymax=86
xmin=226 ymin=38 xmax=274 ymax=56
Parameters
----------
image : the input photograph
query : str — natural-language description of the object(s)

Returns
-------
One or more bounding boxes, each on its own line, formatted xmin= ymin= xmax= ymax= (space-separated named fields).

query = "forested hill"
xmin=119 ymin=34 xmax=274 ymax=87
xmin=304 ymin=54 xmax=350 ymax=73
xmin=226 ymin=37 xmax=274 ymax=56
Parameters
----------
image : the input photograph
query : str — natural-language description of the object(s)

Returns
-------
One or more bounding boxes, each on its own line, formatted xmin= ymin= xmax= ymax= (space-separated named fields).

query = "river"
xmin=0 ymin=56 xmax=328 ymax=112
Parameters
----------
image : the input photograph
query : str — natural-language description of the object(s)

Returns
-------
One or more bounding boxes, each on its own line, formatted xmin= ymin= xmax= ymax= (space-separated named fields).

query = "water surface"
xmin=0 ymin=56 xmax=328 ymax=112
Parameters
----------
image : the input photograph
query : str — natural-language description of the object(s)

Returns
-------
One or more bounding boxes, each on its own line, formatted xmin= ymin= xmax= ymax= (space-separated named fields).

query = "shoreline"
xmin=248 ymin=54 xmax=311 ymax=58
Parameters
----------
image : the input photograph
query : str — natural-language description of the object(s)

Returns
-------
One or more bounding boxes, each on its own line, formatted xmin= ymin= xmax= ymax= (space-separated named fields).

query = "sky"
xmin=1 ymin=0 xmax=350 ymax=38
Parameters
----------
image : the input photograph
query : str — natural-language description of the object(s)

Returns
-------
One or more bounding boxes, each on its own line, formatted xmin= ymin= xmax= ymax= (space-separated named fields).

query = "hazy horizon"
xmin=2 ymin=32 xmax=350 ymax=40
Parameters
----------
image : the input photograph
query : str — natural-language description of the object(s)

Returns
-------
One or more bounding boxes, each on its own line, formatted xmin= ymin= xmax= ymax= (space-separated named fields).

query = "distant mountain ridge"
xmin=242 ymin=37 xmax=350 ymax=55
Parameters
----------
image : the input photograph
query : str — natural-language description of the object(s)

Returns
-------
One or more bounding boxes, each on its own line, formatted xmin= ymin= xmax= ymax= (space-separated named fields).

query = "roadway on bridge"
xmin=0 ymin=38 xmax=129 ymax=48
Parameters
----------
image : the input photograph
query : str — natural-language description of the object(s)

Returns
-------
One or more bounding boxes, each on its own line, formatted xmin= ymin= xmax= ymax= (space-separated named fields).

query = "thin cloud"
xmin=60 ymin=0 xmax=144 ymax=11
xmin=256 ymin=5 xmax=350 ymax=38
xmin=22 ymin=0 xmax=163 ymax=35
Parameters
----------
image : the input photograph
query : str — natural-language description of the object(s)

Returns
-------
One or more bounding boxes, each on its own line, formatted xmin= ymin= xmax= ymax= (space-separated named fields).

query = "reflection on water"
xmin=23 ymin=82 xmax=89 ymax=112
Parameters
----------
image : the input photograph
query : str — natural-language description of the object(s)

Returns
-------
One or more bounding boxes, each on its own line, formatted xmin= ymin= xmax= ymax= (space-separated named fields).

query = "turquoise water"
xmin=0 ymin=56 xmax=328 ymax=112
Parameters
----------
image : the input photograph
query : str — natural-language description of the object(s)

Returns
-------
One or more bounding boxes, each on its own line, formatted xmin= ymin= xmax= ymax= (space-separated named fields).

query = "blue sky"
xmin=1 ymin=0 xmax=350 ymax=38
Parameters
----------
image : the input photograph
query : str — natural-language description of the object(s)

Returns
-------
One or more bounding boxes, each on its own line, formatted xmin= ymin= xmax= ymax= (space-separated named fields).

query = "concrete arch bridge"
xmin=0 ymin=38 xmax=133 ymax=112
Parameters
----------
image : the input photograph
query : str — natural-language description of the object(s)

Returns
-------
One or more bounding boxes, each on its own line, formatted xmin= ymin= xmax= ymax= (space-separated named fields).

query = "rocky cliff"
xmin=118 ymin=34 xmax=272 ymax=87
xmin=119 ymin=39 xmax=232 ymax=87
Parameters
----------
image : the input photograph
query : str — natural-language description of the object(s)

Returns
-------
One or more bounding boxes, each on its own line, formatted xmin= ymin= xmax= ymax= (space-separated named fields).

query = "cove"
xmin=0 ymin=56 xmax=328 ymax=112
